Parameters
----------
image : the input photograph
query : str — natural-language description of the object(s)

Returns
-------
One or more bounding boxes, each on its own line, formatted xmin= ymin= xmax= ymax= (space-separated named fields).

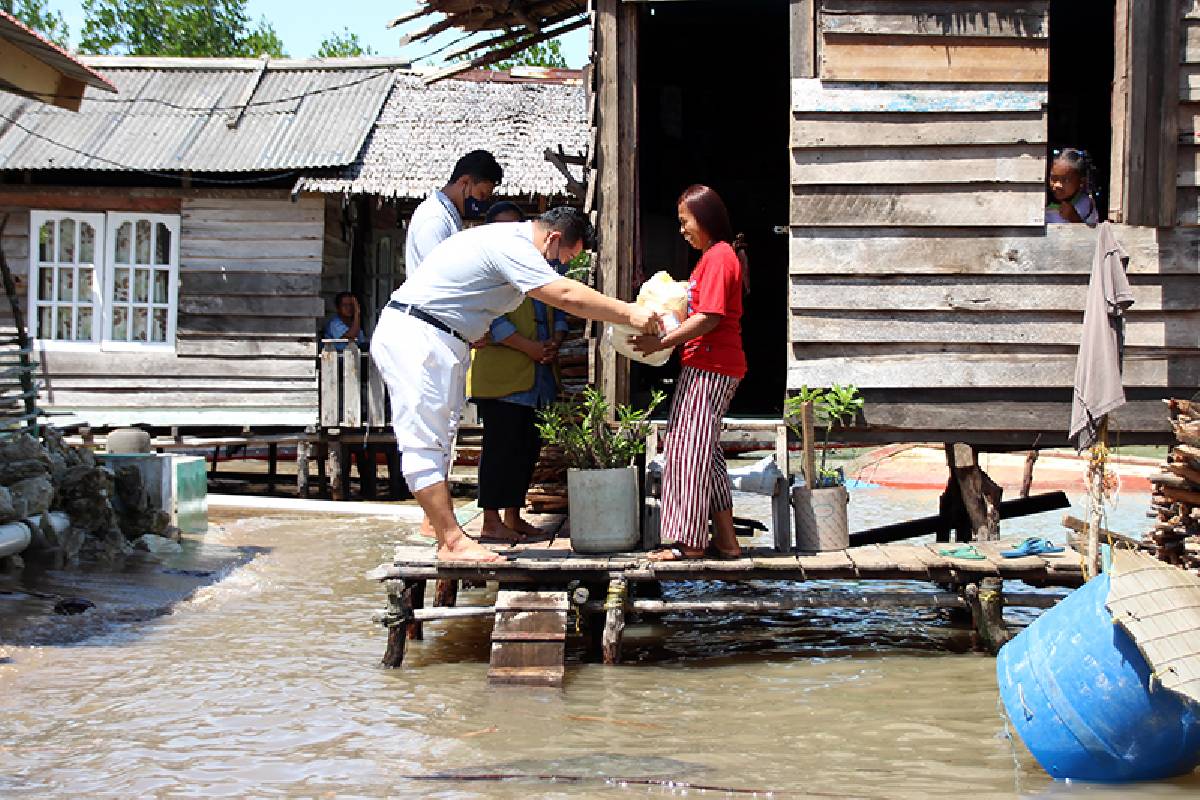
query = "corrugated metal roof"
xmin=0 ymin=59 xmax=398 ymax=172
xmin=296 ymin=72 xmax=587 ymax=199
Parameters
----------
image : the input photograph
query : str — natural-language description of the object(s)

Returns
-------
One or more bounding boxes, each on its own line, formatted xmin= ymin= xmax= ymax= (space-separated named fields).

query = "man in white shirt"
xmin=405 ymin=149 xmax=503 ymax=272
xmin=372 ymin=207 xmax=657 ymax=562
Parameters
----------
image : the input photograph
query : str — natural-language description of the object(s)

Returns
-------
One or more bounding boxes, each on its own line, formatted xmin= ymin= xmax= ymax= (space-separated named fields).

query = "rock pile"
xmin=1146 ymin=399 xmax=1200 ymax=571
xmin=0 ymin=430 xmax=178 ymax=570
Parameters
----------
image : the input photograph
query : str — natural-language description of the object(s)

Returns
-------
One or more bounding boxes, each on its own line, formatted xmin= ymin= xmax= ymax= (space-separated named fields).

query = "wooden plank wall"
xmin=790 ymin=1 xmax=1193 ymax=445
xmin=0 ymin=192 xmax=322 ymax=427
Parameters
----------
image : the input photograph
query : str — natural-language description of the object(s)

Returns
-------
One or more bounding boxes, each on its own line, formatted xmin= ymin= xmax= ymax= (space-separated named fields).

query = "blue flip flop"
xmin=1001 ymin=537 xmax=1064 ymax=558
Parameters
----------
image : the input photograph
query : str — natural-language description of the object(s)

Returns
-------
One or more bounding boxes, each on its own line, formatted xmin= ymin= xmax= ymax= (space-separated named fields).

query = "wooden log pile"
xmin=1147 ymin=399 xmax=1200 ymax=571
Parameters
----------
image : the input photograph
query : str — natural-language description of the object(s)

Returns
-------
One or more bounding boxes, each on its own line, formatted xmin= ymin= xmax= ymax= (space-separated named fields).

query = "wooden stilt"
xmin=947 ymin=443 xmax=1002 ymax=542
xmin=327 ymin=430 xmax=345 ymax=501
xmin=964 ymin=576 xmax=1010 ymax=654
xmin=1085 ymin=419 xmax=1109 ymax=579
xmin=381 ymin=580 xmax=414 ymax=668
xmin=360 ymin=443 xmax=379 ymax=500
xmin=408 ymin=580 xmax=426 ymax=640
xmin=386 ymin=446 xmax=407 ymax=500
xmin=1020 ymin=450 xmax=1040 ymax=498
xmin=433 ymin=579 xmax=458 ymax=608
xmin=296 ymin=437 xmax=310 ymax=498
xmin=602 ymin=577 xmax=627 ymax=665
xmin=266 ymin=443 xmax=278 ymax=494
xmin=937 ymin=475 xmax=969 ymax=543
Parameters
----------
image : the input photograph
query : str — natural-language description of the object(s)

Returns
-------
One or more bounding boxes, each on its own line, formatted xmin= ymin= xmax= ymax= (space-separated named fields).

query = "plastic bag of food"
xmin=604 ymin=271 xmax=687 ymax=367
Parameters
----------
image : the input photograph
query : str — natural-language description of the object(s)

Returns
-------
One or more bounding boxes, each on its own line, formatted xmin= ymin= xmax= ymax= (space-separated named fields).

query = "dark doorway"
xmin=632 ymin=0 xmax=791 ymax=416
xmin=1047 ymin=0 xmax=1116 ymax=219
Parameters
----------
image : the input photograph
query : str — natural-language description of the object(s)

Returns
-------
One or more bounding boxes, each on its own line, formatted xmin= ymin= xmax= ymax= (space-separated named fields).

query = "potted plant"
xmin=536 ymin=388 xmax=664 ymax=553
xmin=784 ymin=384 xmax=864 ymax=552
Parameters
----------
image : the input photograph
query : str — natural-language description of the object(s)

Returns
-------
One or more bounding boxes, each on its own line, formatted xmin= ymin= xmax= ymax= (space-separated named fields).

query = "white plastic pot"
xmin=568 ymin=466 xmax=640 ymax=553
xmin=792 ymin=484 xmax=849 ymax=553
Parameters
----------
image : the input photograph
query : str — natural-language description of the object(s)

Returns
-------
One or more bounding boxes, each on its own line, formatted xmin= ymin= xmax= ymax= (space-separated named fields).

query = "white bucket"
xmin=792 ymin=485 xmax=849 ymax=552
xmin=568 ymin=466 xmax=641 ymax=553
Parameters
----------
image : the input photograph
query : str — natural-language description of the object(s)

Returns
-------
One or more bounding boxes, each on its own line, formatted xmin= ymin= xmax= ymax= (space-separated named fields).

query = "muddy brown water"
xmin=1 ymin=488 xmax=1197 ymax=798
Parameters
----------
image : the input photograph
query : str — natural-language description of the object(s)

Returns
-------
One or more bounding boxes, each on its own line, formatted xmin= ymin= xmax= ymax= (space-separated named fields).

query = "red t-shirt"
xmin=680 ymin=241 xmax=746 ymax=379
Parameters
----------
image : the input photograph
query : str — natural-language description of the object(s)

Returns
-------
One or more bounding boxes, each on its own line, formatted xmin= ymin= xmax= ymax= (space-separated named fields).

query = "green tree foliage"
xmin=1 ymin=0 xmax=70 ymax=47
xmin=473 ymin=35 xmax=567 ymax=71
xmin=316 ymin=28 xmax=375 ymax=58
xmin=79 ymin=0 xmax=286 ymax=57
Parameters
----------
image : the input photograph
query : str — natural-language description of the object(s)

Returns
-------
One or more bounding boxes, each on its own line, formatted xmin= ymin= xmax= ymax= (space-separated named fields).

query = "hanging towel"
xmin=1069 ymin=222 xmax=1134 ymax=451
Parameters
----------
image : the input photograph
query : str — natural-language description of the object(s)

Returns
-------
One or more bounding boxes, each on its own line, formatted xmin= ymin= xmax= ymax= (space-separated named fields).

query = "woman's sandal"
xmin=646 ymin=545 xmax=705 ymax=562
xmin=939 ymin=544 xmax=987 ymax=561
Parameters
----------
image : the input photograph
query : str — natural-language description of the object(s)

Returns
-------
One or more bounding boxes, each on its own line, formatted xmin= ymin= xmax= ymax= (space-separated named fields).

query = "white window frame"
xmin=101 ymin=212 xmax=180 ymax=352
xmin=27 ymin=211 xmax=107 ymax=352
xmin=28 ymin=211 xmax=181 ymax=352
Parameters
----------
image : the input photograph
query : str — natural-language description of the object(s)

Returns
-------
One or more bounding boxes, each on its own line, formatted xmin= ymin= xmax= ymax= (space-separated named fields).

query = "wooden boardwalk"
xmin=369 ymin=524 xmax=1085 ymax=686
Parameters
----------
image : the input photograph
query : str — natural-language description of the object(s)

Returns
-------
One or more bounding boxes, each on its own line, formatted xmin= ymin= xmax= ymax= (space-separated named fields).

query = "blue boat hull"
xmin=997 ymin=573 xmax=1200 ymax=782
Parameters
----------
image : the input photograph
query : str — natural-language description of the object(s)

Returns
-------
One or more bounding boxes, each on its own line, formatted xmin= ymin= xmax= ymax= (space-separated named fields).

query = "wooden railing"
xmin=318 ymin=340 xmax=388 ymax=429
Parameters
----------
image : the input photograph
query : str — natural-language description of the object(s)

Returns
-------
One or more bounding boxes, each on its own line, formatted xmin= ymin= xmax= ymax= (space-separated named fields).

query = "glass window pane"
xmin=38 ymin=307 xmax=52 ymax=339
xmin=58 ymin=218 xmax=75 ymax=263
xmin=154 ymin=223 xmax=171 ymax=265
xmin=38 ymin=222 xmax=54 ymax=262
xmin=132 ymin=309 xmax=148 ymax=342
xmin=115 ymin=222 xmax=131 ymax=264
xmin=133 ymin=269 xmax=149 ymax=303
xmin=37 ymin=267 xmax=52 ymax=301
xmin=55 ymin=308 xmax=71 ymax=340
xmin=151 ymin=309 xmax=167 ymax=343
xmin=78 ymin=308 xmax=93 ymax=341
xmin=79 ymin=268 xmax=93 ymax=300
xmin=80 ymin=223 xmax=95 ymax=263
xmin=153 ymin=270 xmax=169 ymax=304
xmin=112 ymin=307 xmax=128 ymax=341
xmin=135 ymin=219 xmax=151 ymax=265
xmin=113 ymin=268 xmax=130 ymax=302
xmin=57 ymin=268 xmax=74 ymax=302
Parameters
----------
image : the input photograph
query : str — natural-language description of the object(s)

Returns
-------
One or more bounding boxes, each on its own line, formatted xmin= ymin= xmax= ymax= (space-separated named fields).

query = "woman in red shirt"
xmin=633 ymin=184 xmax=748 ymax=560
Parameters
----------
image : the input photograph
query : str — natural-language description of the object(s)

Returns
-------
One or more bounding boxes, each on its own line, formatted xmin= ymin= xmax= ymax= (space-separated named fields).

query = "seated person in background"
xmin=1046 ymin=148 xmax=1099 ymax=224
xmin=467 ymin=201 xmax=567 ymax=542
xmin=324 ymin=291 xmax=366 ymax=352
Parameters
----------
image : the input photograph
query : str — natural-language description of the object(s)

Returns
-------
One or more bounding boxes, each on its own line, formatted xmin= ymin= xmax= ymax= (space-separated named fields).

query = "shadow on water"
xmin=0 ymin=536 xmax=269 ymax=648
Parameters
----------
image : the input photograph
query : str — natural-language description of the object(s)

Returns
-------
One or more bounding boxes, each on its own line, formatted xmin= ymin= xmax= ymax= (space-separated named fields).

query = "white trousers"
xmin=370 ymin=310 xmax=469 ymax=493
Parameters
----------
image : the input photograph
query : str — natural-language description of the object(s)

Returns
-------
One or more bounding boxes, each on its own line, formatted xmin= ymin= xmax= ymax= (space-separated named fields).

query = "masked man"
xmin=406 ymin=149 xmax=503 ymax=272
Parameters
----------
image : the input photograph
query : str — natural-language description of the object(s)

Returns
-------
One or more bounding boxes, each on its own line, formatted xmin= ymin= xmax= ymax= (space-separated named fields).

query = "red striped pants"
xmin=660 ymin=365 xmax=741 ymax=549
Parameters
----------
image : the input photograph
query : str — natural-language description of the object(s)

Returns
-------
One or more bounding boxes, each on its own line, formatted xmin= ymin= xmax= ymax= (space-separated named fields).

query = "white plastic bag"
xmin=604 ymin=271 xmax=687 ymax=367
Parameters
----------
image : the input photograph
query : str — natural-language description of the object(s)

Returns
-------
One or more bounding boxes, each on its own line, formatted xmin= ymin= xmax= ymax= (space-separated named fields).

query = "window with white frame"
xmin=28 ymin=211 xmax=180 ymax=349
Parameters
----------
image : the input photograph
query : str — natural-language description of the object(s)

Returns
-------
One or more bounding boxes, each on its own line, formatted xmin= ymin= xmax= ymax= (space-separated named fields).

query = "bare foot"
xmin=419 ymin=516 xmax=436 ymax=539
xmin=438 ymin=534 xmax=507 ymax=563
xmin=647 ymin=545 xmax=705 ymax=562
xmin=478 ymin=523 xmax=525 ymax=544
xmin=505 ymin=516 xmax=548 ymax=538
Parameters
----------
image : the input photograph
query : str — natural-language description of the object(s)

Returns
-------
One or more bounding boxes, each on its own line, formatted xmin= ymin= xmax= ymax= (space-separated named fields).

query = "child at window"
xmin=1046 ymin=148 xmax=1099 ymax=224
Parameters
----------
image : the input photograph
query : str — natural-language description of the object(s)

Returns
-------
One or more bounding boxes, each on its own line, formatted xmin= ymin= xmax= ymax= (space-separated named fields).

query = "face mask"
xmin=463 ymin=190 xmax=492 ymax=220
xmin=546 ymin=258 xmax=566 ymax=275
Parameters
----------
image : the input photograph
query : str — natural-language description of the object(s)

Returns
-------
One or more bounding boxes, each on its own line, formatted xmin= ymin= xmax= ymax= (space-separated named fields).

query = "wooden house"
xmin=0 ymin=56 xmax=585 ymax=433
xmin=402 ymin=0 xmax=1197 ymax=448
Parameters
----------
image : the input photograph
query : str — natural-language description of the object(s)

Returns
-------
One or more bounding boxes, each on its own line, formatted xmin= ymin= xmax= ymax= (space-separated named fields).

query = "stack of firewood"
xmin=1147 ymin=399 xmax=1200 ymax=571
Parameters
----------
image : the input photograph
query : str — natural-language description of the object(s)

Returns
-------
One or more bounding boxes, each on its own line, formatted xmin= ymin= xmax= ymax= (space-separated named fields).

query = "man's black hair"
xmin=334 ymin=291 xmax=356 ymax=305
xmin=538 ymin=206 xmax=597 ymax=251
xmin=484 ymin=201 xmax=525 ymax=223
xmin=449 ymin=150 xmax=504 ymax=185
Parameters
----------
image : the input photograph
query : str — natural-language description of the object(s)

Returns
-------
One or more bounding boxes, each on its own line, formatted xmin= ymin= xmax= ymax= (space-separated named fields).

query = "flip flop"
xmin=939 ymin=545 xmax=986 ymax=560
xmin=1001 ymin=537 xmax=1065 ymax=558
xmin=646 ymin=545 xmax=704 ymax=562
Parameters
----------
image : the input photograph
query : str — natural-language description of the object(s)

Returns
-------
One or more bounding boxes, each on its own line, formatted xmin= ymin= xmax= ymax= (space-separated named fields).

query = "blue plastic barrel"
xmin=997 ymin=572 xmax=1200 ymax=782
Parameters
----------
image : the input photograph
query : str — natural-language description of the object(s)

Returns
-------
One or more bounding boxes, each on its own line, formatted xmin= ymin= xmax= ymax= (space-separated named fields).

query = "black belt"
xmin=387 ymin=301 xmax=468 ymax=344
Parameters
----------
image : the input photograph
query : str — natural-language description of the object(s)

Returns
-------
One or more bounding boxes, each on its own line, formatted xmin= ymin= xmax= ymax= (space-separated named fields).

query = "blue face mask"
xmin=546 ymin=258 xmax=566 ymax=275
xmin=464 ymin=195 xmax=492 ymax=220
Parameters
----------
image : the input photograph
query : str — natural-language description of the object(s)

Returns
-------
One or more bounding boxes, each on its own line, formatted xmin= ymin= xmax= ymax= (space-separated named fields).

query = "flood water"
xmin=2 ymin=487 xmax=1198 ymax=799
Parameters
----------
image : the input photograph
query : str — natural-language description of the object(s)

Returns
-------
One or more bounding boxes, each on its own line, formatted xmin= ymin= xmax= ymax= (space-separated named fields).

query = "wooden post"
xmin=407 ymin=579 xmax=425 ymax=641
xmin=296 ymin=436 xmax=310 ymax=498
xmin=433 ymin=579 xmax=458 ymax=608
xmin=1086 ymin=419 xmax=1109 ymax=579
xmin=602 ymin=576 xmax=627 ymax=665
xmin=1020 ymin=450 xmax=1039 ymax=498
xmin=360 ymin=443 xmax=379 ymax=500
xmin=800 ymin=400 xmax=817 ymax=489
xmin=343 ymin=341 xmax=362 ymax=428
xmin=947 ymin=443 xmax=1001 ymax=542
xmin=327 ymin=429 xmax=344 ymax=501
xmin=266 ymin=442 xmax=278 ymax=494
xmin=381 ymin=580 xmax=414 ymax=668
xmin=320 ymin=342 xmax=340 ymax=428
xmin=964 ymin=577 xmax=1010 ymax=654
xmin=775 ymin=423 xmax=790 ymax=480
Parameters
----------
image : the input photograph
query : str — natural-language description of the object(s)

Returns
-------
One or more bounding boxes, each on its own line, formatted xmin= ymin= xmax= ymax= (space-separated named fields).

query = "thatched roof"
xmin=295 ymin=70 xmax=586 ymax=200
